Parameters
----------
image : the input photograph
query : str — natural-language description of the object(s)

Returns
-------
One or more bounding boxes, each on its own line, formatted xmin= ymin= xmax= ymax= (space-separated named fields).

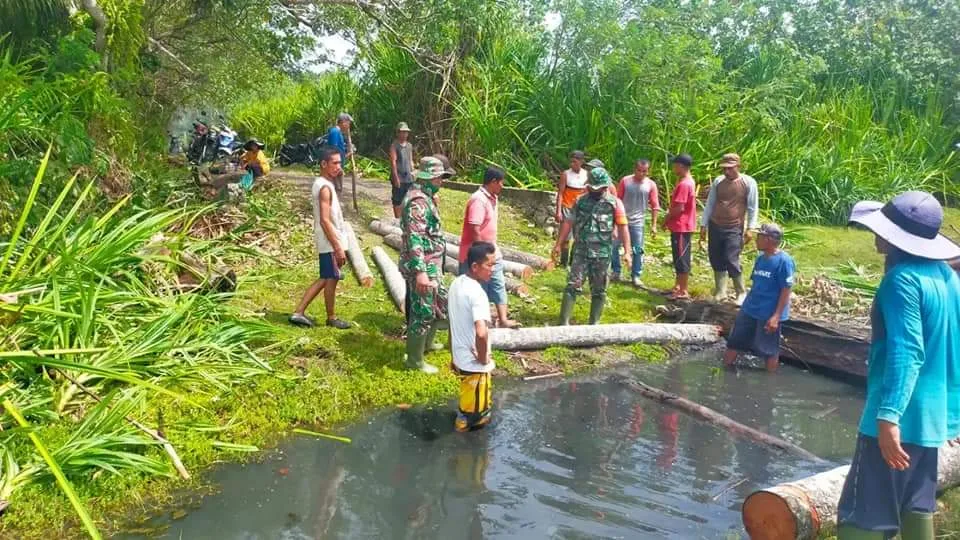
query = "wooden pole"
xmin=742 ymin=443 xmax=960 ymax=540
xmin=346 ymin=130 xmax=358 ymax=212
xmin=371 ymin=246 xmax=405 ymax=313
xmin=342 ymin=222 xmax=373 ymax=287
xmin=490 ymin=323 xmax=723 ymax=351
xmin=613 ymin=376 xmax=825 ymax=463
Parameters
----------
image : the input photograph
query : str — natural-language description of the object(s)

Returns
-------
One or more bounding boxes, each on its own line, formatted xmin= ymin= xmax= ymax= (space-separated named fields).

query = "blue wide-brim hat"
xmin=849 ymin=191 xmax=960 ymax=260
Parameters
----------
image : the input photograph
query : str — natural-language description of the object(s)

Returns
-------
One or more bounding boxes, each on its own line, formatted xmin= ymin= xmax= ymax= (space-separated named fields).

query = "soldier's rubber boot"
xmin=405 ymin=333 xmax=439 ymax=374
xmin=559 ymin=292 xmax=577 ymax=325
xmin=588 ymin=294 xmax=606 ymax=325
xmin=733 ymin=274 xmax=747 ymax=306
xmin=424 ymin=323 xmax=443 ymax=352
xmin=712 ymin=271 xmax=728 ymax=302
xmin=900 ymin=511 xmax=934 ymax=540
xmin=836 ymin=526 xmax=884 ymax=540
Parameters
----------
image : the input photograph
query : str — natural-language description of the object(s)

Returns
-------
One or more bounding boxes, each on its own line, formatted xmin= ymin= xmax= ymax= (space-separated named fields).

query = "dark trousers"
xmin=707 ymin=222 xmax=744 ymax=277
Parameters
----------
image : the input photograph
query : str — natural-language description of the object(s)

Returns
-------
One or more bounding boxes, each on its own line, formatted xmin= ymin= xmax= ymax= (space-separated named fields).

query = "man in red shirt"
xmin=458 ymin=167 xmax=520 ymax=329
xmin=664 ymin=154 xmax=697 ymax=299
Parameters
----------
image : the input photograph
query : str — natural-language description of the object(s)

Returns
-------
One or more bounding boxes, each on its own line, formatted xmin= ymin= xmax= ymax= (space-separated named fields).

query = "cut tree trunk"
xmin=441 ymin=242 xmax=532 ymax=280
xmin=741 ymin=443 xmax=960 ymax=540
xmin=379 ymin=234 xmax=529 ymax=296
xmin=489 ymin=323 xmax=722 ymax=351
xmin=371 ymin=246 xmax=405 ymax=314
xmin=613 ymin=376 xmax=824 ymax=463
xmin=656 ymin=300 xmax=870 ymax=378
xmin=343 ymin=223 xmax=373 ymax=287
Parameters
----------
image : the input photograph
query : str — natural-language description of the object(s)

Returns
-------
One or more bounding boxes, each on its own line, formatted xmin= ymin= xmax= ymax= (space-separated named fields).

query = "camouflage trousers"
xmin=405 ymin=277 xmax=448 ymax=336
xmin=565 ymin=255 xmax=609 ymax=298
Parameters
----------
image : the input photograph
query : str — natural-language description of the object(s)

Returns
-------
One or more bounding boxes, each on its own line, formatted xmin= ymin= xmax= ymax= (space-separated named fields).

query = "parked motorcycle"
xmin=277 ymin=135 xmax=328 ymax=167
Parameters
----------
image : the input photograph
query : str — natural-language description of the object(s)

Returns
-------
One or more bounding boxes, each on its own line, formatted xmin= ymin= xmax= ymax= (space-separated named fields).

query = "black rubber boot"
xmin=589 ymin=294 xmax=606 ymax=325
xmin=559 ymin=292 xmax=577 ymax=325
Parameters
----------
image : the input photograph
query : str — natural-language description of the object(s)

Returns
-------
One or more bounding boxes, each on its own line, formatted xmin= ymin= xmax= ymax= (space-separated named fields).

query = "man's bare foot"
xmin=498 ymin=319 xmax=522 ymax=329
xmin=667 ymin=291 xmax=691 ymax=300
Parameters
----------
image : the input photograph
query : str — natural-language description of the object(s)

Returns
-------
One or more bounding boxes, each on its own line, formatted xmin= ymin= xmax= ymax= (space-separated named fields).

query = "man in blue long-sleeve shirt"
xmin=838 ymin=191 xmax=960 ymax=540
xmin=326 ymin=112 xmax=352 ymax=194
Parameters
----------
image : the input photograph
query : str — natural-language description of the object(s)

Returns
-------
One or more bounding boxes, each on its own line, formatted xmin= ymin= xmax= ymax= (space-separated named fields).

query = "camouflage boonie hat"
xmin=415 ymin=156 xmax=445 ymax=180
xmin=587 ymin=167 xmax=612 ymax=190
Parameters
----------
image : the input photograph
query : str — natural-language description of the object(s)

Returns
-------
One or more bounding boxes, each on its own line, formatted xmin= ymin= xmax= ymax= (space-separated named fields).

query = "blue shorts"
xmin=726 ymin=311 xmax=781 ymax=358
xmin=458 ymin=260 xmax=507 ymax=306
xmin=837 ymin=434 xmax=938 ymax=535
xmin=318 ymin=252 xmax=342 ymax=280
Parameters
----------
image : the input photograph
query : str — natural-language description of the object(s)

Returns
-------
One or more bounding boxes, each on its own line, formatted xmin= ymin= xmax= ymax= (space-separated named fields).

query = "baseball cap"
xmin=587 ymin=167 xmax=613 ymax=190
xmin=396 ymin=122 xmax=410 ymax=132
xmin=571 ymin=150 xmax=585 ymax=160
xmin=585 ymin=158 xmax=605 ymax=169
xmin=719 ymin=153 xmax=740 ymax=168
xmin=758 ymin=223 xmax=784 ymax=242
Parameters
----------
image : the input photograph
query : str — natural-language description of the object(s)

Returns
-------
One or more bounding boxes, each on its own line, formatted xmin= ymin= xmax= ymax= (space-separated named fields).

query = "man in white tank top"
xmin=289 ymin=147 xmax=351 ymax=329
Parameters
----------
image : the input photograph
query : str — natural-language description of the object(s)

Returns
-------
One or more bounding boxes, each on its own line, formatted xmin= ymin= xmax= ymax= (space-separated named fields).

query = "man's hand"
xmin=391 ymin=175 xmax=400 ymax=189
xmin=555 ymin=210 xmax=563 ymax=224
xmin=699 ymin=227 xmax=707 ymax=249
xmin=878 ymin=420 xmax=910 ymax=471
xmin=415 ymin=271 xmax=433 ymax=295
xmin=334 ymin=248 xmax=347 ymax=267
xmin=624 ymin=253 xmax=633 ymax=271
xmin=744 ymin=229 xmax=754 ymax=243
xmin=551 ymin=244 xmax=562 ymax=262
xmin=765 ymin=316 xmax=780 ymax=334
xmin=650 ymin=226 xmax=657 ymax=239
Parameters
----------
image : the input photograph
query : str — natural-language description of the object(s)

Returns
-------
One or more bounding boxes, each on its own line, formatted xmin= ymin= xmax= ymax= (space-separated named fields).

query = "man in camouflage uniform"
xmin=400 ymin=156 xmax=451 ymax=373
xmin=552 ymin=168 xmax=632 ymax=325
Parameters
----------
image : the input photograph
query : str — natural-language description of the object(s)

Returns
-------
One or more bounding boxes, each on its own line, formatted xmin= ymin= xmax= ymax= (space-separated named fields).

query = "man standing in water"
xmin=449 ymin=241 xmax=497 ymax=432
xmin=552 ymin=167 xmax=631 ymax=325
xmin=389 ymin=122 xmax=414 ymax=219
xmin=325 ymin=112 xmax=352 ymax=194
xmin=458 ymin=166 xmax=520 ymax=329
xmin=837 ymin=191 xmax=960 ymax=540
xmin=722 ymin=223 xmax=794 ymax=372
xmin=399 ymin=156 xmax=450 ymax=373
xmin=612 ymin=159 xmax=659 ymax=286
xmin=555 ymin=151 xmax=588 ymax=266
xmin=700 ymin=153 xmax=759 ymax=305
xmin=288 ymin=147 xmax=351 ymax=330
xmin=664 ymin=154 xmax=697 ymax=300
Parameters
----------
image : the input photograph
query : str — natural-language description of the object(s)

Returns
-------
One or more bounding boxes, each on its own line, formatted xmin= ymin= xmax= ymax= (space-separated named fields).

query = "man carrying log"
xmin=399 ymin=156 xmax=451 ymax=374
xmin=700 ymin=153 xmax=759 ymax=305
xmin=552 ymin=167 xmax=631 ymax=325
xmin=288 ymin=147 xmax=351 ymax=330
xmin=458 ymin=167 xmax=521 ymax=329
xmin=836 ymin=191 xmax=960 ymax=540
xmin=722 ymin=223 xmax=794 ymax=372
xmin=449 ymin=241 xmax=497 ymax=432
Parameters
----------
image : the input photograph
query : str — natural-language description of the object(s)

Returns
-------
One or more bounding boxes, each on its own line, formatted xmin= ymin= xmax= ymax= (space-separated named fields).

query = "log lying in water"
xmin=343 ymin=222 xmax=373 ymax=287
xmin=489 ymin=323 xmax=722 ymax=351
xmin=741 ymin=443 xmax=960 ymax=540
xmin=613 ymin=376 xmax=824 ymax=463
xmin=371 ymin=246 xmax=405 ymax=314
xmin=371 ymin=219 xmax=550 ymax=273
xmin=656 ymin=300 xmax=870 ymax=379
xmin=379 ymin=234 xmax=530 ymax=297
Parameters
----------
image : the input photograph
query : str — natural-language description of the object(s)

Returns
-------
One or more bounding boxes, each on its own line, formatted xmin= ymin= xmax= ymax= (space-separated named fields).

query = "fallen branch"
xmin=371 ymin=246 xmax=405 ymax=314
xmin=343 ymin=223 xmax=373 ymax=287
xmin=522 ymin=372 xmax=564 ymax=381
xmin=56 ymin=370 xmax=190 ymax=480
xmin=613 ymin=376 xmax=824 ymax=463
xmin=490 ymin=323 xmax=722 ymax=351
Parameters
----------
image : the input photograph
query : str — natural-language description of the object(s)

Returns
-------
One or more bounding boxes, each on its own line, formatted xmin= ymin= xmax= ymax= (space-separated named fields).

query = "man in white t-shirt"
xmin=289 ymin=147 xmax=351 ymax=329
xmin=448 ymin=241 xmax=497 ymax=432
xmin=555 ymin=150 xmax=588 ymax=266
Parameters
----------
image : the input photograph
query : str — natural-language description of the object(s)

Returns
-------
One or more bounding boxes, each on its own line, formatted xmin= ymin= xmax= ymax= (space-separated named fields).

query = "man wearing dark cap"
xmin=722 ymin=223 xmax=794 ymax=373
xmin=664 ymin=154 xmax=697 ymax=299
xmin=326 ymin=112 xmax=353 ymax=194
xmin=836 ymin=191 xmax=960 ymax=540
xmin=389 ymin=121 xmax=414 ymax=218
xmin=700 ymin=153 xmax=759 ymax=305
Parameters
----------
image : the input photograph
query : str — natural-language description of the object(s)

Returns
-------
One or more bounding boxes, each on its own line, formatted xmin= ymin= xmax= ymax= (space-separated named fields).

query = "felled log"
xmin=379 ymin=234 xmax=529 ymax=297
xmin=741 ymin=443 xmax=960 ymax=539
xmin=613 ymin=376 xmax=823 ymax=463
xmin=342 ymin=223 xmax=373 ymax=287
xmin=440 ymin=242 xmax=533 ymax=280
xmin=489 ymin=323 xmax=722 ymax=351
xmin=371 ymin=246 xmax=405 ymax=314
xmin=656 ymin=300 xmax=870 ymax=378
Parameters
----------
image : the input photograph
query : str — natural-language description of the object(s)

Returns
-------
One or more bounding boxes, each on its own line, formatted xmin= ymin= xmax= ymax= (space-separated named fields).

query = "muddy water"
xmin=120 ymin=349 xmax=864 ymax=539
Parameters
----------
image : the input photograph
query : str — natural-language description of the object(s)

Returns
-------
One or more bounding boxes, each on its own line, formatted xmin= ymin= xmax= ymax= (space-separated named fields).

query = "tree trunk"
xmin=613 ymin=376 xmax=824 ymax=463
xmin=371 ymin=246 xmax=405 ymax=314
xmin=656 ymin=299 xmax=870 ymax=378
xmin=343 ymin=223 xmax=373 ymax=287
xmin=440 ymin=242 xmax=532 ymax=280
xmin=741 ymin=443 xmax=960 ymax=540
xmin=80 ymin=0 xmax=108 ymax=68
xmin=489 ymin=323 xmax=722 ymax=351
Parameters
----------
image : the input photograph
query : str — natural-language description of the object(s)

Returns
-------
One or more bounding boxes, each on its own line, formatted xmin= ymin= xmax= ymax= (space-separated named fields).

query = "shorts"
xmin=391 ymin=182 xmax=412 ymax=207
xmin=318 ymin=252 xmax=342 ymax=280
xmin=458 ymin=260 xmax=508 ymax=306
xmin=708 ymin=222 xmax=745 ymax=277
xmin=726 ymin=310 xmax=781 ymax=358
xmin=837 ymin=434 xmax=938 ymax=535
xmin=560 ymin=206 xmax=574 ymax=224
xmin=454 ymin=369 xmax=492 ymax=432
xmin=670 ymin=232 xmax=693 ymax=274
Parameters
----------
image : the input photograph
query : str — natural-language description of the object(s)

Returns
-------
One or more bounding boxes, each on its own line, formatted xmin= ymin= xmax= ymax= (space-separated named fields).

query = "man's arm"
xmin=474 ymin=319 xmax=489 ymax=365
xmin=401 ymin=198 xmax=430 ymax=275
xmin=765 ymin=288 xmax=792 ymax=333
xmin=700 ymin=178 xmax=718 ymax=239
xmin=319 ymin=186 xmax=345 ymax=265
xmin=877 ymin=272 xmax=925 ymax=426
xmin=745 ymin=176 xmax=759 ymax=231
xmin=555 ymin=173 xmax=566 ymax=221
xmin=388 ymin=144 xmax=399 ymax=187
xmin=649 ymin=181 xmax=660 ymax=235
xmin=552 ymin=218 xmax=574 ymax=259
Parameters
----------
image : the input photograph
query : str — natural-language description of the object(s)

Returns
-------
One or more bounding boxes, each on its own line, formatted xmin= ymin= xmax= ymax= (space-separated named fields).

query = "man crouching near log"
xmin=722 ymin=223 xmax=794 ymax=372
xmin=836 ymin=191 xmax=960 ymax=540
xmin=552 ymin=167 xmax=631 ymax=325
xmin=449 ymin=241 xmax=497 ymax=432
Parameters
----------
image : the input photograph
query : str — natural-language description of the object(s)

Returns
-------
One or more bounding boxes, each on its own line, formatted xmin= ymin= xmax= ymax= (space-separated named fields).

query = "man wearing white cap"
xmin=837 ymin=191 xmax=960 ymax=540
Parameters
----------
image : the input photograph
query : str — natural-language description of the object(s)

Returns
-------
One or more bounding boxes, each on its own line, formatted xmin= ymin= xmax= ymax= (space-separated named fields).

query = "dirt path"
xmin=269 ymin=169 xmax=394 ymax=219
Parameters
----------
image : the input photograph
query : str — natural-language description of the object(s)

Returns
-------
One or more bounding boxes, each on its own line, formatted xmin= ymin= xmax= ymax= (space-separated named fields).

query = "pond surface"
xmin=119 ymin=349 xmax=865 ymax=539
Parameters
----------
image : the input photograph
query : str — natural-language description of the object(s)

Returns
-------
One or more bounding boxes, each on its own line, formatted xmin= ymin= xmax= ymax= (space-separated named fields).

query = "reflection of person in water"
xmin=312 ymin=450 xmax=346 ymax=538
xmin=656 ymin=363 xmax=684 ymax=471
xmin=725 ymin=369 xmax=775 ymax=492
